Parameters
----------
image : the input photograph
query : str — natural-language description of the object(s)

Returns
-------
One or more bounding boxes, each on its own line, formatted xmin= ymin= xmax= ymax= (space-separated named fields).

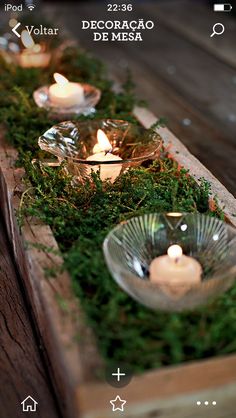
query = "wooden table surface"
xmin=53 ymin=0 xmax=236 ymax=195
xmin=0 ymin=215 xmax=60 ymax=418
xmin=1 ymin=0 xmax=236 ymax=417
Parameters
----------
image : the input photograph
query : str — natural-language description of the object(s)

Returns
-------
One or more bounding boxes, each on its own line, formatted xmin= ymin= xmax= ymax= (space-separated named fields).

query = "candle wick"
xmin=105 ymin=148 xmax=113 ymax=156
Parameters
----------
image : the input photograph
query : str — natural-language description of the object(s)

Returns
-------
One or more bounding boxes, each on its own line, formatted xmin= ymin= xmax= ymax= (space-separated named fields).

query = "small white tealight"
xmin=49 ymin=73 xmax=84 ymax=108
xmin=19 ymin=30 xmax=51 ymax=68
xmin=149 ymin=244 xmax=202 ymax=298
xmin=86 ymin=129 xmax=122 ymax=182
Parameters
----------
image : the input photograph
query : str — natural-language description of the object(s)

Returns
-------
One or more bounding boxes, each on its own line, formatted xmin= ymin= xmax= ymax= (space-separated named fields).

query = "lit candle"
xmin=19 ymin=30 xmax=51 ymax=68
xmin=86 ymin=129 xmax=122 ymax=182
xmin=149 ymin=245 xmax=202 ymax=297
xmin=49 ymin=73 xmax=84 ymax=108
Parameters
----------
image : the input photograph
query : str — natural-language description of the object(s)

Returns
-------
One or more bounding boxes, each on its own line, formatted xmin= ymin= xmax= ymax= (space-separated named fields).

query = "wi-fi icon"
xmin=27 ymin=4 xmax=35 ymax=11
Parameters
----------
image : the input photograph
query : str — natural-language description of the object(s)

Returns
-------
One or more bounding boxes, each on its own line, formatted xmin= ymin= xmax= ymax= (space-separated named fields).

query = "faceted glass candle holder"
xmin=103 ymin=213 xmax=236 ymax=312
xmin=38 ymin=120 xmax=163 ymax=183
xmin=34 ymin=84 xmax=101 ymax=118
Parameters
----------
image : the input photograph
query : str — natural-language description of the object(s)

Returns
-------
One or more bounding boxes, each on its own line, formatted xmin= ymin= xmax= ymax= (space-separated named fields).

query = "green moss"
xmin=0 ymin=47 xmax=236 ymax=374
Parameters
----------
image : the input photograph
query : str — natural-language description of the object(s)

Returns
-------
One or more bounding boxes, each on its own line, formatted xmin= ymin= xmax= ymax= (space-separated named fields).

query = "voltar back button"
xmin=105 ymin=364 xmax=133 ymax=388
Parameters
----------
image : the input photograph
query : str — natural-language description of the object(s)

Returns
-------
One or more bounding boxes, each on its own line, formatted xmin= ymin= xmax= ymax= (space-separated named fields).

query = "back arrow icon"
xmin=12 ymin=22 xmax=21 ymax=38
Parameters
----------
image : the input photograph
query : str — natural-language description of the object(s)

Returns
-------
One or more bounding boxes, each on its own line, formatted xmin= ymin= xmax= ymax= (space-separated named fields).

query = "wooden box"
xmin=1 ymin=107 xmax=236 ymax=418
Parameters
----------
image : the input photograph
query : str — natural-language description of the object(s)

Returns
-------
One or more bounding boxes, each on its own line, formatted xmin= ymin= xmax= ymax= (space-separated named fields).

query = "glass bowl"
xmin=38 ymin=120 xmax=163 ymax=183
xmin=0 ymin=33 xmax=52 ymax=68
xmin=33 ymin=84 xmax=101 ymax=118
xmin=103 ymin=213 xmax=236 ymax=312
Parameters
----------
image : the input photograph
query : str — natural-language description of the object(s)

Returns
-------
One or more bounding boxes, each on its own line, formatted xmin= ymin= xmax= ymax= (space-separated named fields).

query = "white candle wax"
xmin=86 ymin=152 xmax=122 ymax=182
xmin=86 ymin=129 xmax=122 ymax=182
xmin=149 ymin=245 xmax=202 ymax=297
xmin=49 ymin=73 xmax=84 ymax=108
xmin=19 ymin=50 xmax=51 ymax=68
xmin=19 ymin=30 xmax=50 ymax=68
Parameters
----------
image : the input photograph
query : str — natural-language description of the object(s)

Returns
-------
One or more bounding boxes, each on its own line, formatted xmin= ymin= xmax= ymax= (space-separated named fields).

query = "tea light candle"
xmin=150 ymin=245 xmax=202 ymax=289
xmin=19 ymin=30 xmax=50 ymax=68
xmin=86 ymin=129 xmax=122 ymax=182
xmin=49 ymin=73 xmax=84 ymax=108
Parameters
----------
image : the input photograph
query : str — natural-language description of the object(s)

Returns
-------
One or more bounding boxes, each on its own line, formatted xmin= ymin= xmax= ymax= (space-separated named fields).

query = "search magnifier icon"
xmin=210 ymin=23 xmax=225 ymax=37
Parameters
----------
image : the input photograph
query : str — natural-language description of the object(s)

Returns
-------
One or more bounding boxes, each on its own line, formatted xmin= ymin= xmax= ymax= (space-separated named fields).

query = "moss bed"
xmin=1 ymin=47 xmax=236 ymax=374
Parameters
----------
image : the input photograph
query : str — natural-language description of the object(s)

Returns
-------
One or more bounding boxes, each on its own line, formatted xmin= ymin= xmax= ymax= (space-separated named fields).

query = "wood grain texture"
xmin=1 ymin=105 xmax=236 ymax=417
xmin=134 ymin=106 xmax=236 ymax=227
xmin=100 ymin=51 xmax=236 ymax=196
xmin=0 ymin=135 xmax=102 ymax=418
xmin=125 ymin=22 xmax=236 ymax=142
xmin=1 ymin=3 xmax=236 ymax=415
xmin=152 ymin=0 xmax=236 ymax=68
xmin=0 ymin=217 xmax=59 ymax=418
xmin=56 ymin=0 xmax=236 ymax=143
xmin=78 ymin=354 xmax=236 ymax=418
xmin=55 ymin=1 xmax=236 ymax=196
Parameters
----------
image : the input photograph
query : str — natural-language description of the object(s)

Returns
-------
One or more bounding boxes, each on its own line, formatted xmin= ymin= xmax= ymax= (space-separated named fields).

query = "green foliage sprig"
xmin=0 ymin=47 xmax=235 ymax=373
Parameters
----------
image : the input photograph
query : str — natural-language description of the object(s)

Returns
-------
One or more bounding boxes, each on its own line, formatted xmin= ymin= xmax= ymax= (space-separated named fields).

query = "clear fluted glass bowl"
xmin=33 ymin=84 xmax=101 ymax=118
xmin=103 ymin=213 xmax=236 ymax=312
xmin=38 ymin=120 xmax=163 ymax=183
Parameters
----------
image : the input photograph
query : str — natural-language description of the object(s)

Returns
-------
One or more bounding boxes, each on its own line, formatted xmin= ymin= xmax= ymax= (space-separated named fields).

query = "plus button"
xmin=112 ymin=368 xmax=126 ymax=382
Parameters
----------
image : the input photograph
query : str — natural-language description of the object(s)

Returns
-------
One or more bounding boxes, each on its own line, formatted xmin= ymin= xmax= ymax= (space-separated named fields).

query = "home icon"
xmin=21 ymin=396 xmax=38 ymax=412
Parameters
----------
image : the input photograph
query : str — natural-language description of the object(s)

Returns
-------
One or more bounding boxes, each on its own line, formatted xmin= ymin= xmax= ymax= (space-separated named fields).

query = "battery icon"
xmin=214 ymin=3 xmax=232 ymax=11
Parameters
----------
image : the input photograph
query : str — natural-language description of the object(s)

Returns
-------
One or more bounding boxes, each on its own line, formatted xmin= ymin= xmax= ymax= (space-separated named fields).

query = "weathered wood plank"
xmin=0 ymin=134 xmax=102 ymax=418
xmin=152 ymin=0 xmax=236 ymax=69
xmin=1 ymin=5 xmax=236 ymax=417
xmin=1 ymin=106 xmax=236 ymax=416
xmin=134 ymin=106 xmax=236 ymax=227
xmin=0 ymin=215 xmax=59 ymax=418
xmin=57 ymin=1 xmax=236 ymax=143
xmin=56 ymin=2 xmax=236 ymax=196
xmin=78 ymin=354 xmax=236 ymax=418
xmin=117 ymin=24 xmax=236 ymax=145
xmin=98 ymin=51 xmax=236 ymax=196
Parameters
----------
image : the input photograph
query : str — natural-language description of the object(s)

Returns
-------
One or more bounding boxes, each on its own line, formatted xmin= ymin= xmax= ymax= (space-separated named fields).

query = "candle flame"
xmin=21 ymin=30 xmax=35 ymax=49
xmin=9 ymin=18 xmax=18 ymax=28
xmin=93 ymin=129 xmax=112 ymax=153
xmin=167 ymin=245 xmax=183 ymax=260
xmin=54 ymin=73 xmax=69 ymax=85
